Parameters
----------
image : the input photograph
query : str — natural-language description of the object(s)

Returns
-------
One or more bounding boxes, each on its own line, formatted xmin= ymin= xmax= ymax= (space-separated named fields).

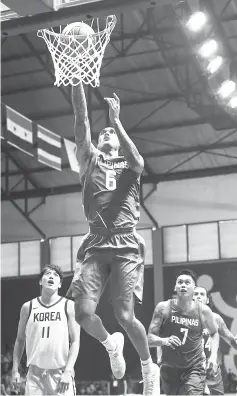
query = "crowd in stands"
xmin=1 ymin=344 xmax=27 ymax=395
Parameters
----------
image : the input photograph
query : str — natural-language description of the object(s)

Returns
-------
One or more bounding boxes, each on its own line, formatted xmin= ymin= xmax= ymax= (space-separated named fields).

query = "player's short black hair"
xmin=39 ymin=264 xmax=63 ymax=283
xmin=177 ymin=269 xmax=197 ymax=284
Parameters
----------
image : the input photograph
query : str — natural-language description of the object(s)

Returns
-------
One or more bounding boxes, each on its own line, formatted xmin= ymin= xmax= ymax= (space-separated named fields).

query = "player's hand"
xmin=163 ymin=335 xmax=182 ymax=348
xmin=57 ymin=370 xmax=72 ymax=394
xmin=104 ymin=93 xmax=120 ymax=123
xmin=207 ymin=357 xmax=218 ymax=376
xmin=12 ymin=371 xmax=20 ymax=393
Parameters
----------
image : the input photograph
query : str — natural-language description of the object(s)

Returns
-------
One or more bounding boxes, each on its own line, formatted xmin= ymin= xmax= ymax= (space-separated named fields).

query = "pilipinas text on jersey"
xmin=160 ymin=300 xmax=205 ymax=368
xmin=81 ymin=150 xmax=141 ymax=229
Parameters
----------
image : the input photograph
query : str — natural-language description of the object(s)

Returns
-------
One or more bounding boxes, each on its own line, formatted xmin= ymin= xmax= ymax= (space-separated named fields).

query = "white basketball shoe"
xmin=142 ymin=363 xmax=160 ymax=396
xmin=108 ymin=332 xmax=126 ymax=379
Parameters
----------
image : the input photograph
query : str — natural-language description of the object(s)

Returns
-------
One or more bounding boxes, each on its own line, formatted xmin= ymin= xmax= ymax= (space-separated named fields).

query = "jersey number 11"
xmin=42 ymin=326 xmax=50 ymax=338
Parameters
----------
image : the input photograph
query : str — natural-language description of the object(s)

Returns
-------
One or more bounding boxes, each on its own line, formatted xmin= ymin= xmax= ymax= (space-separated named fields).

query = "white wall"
xmin=1 ymin=174 xmax=237 ymax=242
xmin=147 ymin=174 xmax=237 ymax=226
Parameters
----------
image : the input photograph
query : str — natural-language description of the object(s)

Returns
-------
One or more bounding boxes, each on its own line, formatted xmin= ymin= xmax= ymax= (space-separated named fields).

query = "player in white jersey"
xmin=12 ymin=265 xmax=80 ymax=395
xmin=193 ymin=286 xmax=237 ymax=395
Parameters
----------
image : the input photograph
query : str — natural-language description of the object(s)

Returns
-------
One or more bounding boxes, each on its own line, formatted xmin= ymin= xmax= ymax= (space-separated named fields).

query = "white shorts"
xmin=25 ymin=365 xmax=76 ymax=396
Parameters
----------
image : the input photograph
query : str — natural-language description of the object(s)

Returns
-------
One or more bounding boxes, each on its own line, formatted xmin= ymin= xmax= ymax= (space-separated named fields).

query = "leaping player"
xmin=66 ymin=83 xmax=159 ymax=395
xmin=193 ymin=286 xmax=237 ymax=395
xmin=12 ymin=265 xmax=80 ymax=395
xmin=148 ymin=269 xmax=219 ymax=395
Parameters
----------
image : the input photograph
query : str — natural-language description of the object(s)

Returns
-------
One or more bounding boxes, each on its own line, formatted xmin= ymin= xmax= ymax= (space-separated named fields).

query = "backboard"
xmin=1 ymin=0 xmax=157 ymax=36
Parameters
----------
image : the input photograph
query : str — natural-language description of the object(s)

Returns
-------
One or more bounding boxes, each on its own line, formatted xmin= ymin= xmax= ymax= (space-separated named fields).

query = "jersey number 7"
xmin=180 ymin=328 xmax=189 ymax=345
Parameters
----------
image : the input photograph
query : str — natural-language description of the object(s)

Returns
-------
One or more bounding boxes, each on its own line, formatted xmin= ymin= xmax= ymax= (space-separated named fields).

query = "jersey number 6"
xmin=106 ymin=170 xmax=116 ymax=191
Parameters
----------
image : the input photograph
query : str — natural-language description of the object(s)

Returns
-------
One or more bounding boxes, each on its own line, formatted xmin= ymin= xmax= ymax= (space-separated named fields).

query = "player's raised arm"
xmin=72 ymin=83 xmax=94 ymax=175
xmin=148 ymin=302 xmax=181 ymax=348
xmin=12 ymin=302 xmax=30 ymax=387
xmin=215 ymin=313 xmax=237 ymax=350
xmin=104 ymin=93 xmax=144 ymax=174
xmin=57 ymin=300 xmax=81 ymax=394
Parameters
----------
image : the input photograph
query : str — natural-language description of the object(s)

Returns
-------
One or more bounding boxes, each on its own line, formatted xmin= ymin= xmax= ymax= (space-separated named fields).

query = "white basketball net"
xmin=37 ymin=15 xmax=116 ymax=87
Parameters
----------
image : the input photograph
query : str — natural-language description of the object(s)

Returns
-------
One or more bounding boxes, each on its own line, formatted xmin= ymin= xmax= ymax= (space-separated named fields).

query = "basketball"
xmin=62 ymin=22 xmax=95 ymax=37
xmin=62 ymin=22 xmax=95 ymax=54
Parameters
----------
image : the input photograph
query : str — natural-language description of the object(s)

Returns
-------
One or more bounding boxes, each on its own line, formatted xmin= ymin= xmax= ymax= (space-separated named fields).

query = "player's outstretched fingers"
xmin=113 ymin=93 xmax=120 ymax=103
xmin=104 ymin=97 xmax=113 ymax=106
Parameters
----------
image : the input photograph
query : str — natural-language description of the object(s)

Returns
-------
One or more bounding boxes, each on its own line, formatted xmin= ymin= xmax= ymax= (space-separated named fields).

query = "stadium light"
xmin=186 ymin=11 xmax=207 ymax=32
xmin=199 ymin=39 xmax=218 ymax=58
xmin=206 ymin=56 xmax=223 ymax=74
xmin=228 ymin=96 xmax=237 ymax=109
xmin=218 ymin=80 xmax=236 ymax=98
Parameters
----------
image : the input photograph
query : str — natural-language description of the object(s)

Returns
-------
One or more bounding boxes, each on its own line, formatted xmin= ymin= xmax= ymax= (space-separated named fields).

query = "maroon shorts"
xmin=160 ymin=364 xmax=206 ymax=395
xmin=206 ymin=365 xmax=224 ymax=395
xmin=66 ymin=227 xmax=145 ymax=304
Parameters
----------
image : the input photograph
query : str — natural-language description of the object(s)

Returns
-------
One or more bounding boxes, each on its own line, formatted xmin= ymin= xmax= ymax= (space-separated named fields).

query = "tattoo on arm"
xmin=203 ymin=306 xmax=218 ymax=335
xmin=148 ymin=303 xmax=165 ymax=336
xmin=216 ymin=314 xmax=237 ymax=348
xmin=217 ymin=315 xmax=230 ymax=337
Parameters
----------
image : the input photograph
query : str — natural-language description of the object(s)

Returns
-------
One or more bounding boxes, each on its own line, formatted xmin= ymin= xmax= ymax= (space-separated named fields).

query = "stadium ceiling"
xmin=1 ymin=0 xmax=237 ymax=204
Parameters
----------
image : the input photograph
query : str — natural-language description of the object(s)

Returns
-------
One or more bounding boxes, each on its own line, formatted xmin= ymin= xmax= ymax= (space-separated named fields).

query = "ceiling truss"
xmin=1 ymin=2 xmax=237 ymax=206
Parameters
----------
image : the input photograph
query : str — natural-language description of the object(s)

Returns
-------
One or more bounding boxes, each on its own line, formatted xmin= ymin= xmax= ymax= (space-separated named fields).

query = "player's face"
xmin=40 ymin=269 xmax=61 ymax=291
xmin=175 ymin=275 xmax=195 ymax=298
xmin=98 ymin=127 xmax=120 ymax=151
xmin=193 ymin=287 xmax=208 ymax=305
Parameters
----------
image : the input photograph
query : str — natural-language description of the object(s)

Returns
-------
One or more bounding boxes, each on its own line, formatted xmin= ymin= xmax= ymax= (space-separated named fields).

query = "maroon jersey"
xmin=81 ymin=148 xmax=141 ymax=229
xmin=160 ymin=300 xmax=205 ymax=368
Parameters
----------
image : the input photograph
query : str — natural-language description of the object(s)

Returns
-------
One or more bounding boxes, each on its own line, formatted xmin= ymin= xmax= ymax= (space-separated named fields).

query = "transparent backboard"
xmin=53 ymin=0 xmax=106 ymax=11
xmin=1 ymin=0 xmax=153 ymax=36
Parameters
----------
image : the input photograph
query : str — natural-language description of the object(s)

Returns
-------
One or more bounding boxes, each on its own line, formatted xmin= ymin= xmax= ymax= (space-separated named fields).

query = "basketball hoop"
xmin=37 ymin=15 xmax=116 ymax=87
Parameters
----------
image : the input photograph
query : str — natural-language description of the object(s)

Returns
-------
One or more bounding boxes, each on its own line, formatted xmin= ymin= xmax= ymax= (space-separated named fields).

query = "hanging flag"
xmin=64 ymin=138 xmax=80 ymax=174
xmin=37 ymin=125 xmax=62 ymax=171
xmin=6 ymin=106 xmax=34 ymax=156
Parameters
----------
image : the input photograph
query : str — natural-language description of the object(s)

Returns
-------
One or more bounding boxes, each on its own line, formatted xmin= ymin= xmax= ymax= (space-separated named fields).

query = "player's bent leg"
xmin=71 ymin=251 xmax=110 ymax=342
xmin=113 ymin=296 xmax=150 ymax=361
xmin=160 ymin=365 xmax=180 ymax=395
xmin=179 ymin=364 xmax=206 ymax=395
xmin=110 ymin=248 xmax=148 ymax=360
xmin=113 ymin=297 xmax=159 ymax=395
xmin=74 ymin=297 xmax=108 ymax=342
